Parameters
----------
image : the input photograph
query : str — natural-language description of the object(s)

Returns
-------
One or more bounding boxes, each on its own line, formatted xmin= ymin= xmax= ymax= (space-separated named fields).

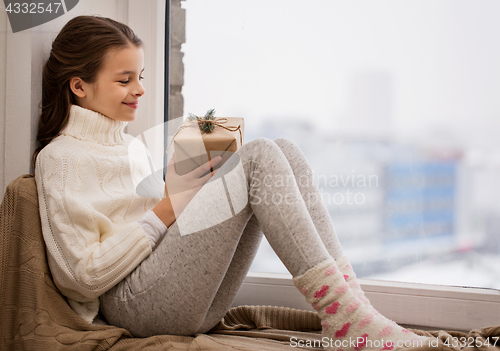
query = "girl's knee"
xmin=248 ymin=137 xmax=282 ymax=153
xmin=238 ymin=137 xmax=290 ymax=171
xmin=239 ymin=137 xmax=280 ymax=159
xmin=250 ymin=136 xmax=275 ymax=147
xmin=272 ymin=137 xmax=298 ymax=151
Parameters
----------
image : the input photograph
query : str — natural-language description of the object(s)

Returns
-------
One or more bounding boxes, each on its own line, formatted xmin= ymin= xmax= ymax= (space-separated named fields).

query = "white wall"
xmin=0 ymin=0 xmax=165 ymax=200
xmin=1 ymin=2 xmax=33 ymax=200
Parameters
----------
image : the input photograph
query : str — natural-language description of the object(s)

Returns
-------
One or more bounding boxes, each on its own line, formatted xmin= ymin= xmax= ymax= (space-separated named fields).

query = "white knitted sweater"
xmin=35 ymin=105 xmax=162 ymax=323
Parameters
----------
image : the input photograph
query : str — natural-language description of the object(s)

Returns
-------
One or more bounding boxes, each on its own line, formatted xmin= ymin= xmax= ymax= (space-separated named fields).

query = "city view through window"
xmin=180 ymin=0 xmax=500 ymax=289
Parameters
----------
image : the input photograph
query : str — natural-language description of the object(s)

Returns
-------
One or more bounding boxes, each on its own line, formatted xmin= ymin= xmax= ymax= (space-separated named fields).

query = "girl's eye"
xmin=118 ymin=76 xmax=144 ymax=84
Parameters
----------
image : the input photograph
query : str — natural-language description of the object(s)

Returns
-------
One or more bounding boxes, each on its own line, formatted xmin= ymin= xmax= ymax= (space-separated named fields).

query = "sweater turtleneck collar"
xmin=61 ymin=105 xmax=128 ymax=146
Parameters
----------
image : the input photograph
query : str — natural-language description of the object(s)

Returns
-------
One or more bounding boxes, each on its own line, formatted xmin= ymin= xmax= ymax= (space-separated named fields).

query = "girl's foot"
xmin=293 ymin=258 xmax=429 ymax=351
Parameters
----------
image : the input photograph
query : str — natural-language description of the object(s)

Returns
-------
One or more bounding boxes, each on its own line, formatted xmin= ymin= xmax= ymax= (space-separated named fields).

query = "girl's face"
xmin=73 ymin=45 xmax=145 ymax=122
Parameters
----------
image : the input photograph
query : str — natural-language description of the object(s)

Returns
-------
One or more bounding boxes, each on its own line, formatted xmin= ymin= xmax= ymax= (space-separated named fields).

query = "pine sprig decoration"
xmin=187 ymin=109 xmax=217 ymax=133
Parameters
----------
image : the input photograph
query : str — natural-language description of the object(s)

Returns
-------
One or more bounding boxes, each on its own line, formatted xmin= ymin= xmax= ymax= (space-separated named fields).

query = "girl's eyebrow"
xmin=114 ymin=68 xmax=145 ymax=75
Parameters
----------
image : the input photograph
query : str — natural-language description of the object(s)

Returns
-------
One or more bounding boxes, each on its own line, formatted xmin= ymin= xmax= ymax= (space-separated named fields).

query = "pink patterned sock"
xmin=336 ymin=255 xmax=371 ymax=306
xmin=293 ymin=258 xmax=429 ymax=351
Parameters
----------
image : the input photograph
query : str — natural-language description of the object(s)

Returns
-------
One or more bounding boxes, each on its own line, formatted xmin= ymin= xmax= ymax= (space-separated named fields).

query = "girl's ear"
xmin=69 ymin=77 xmax=87 ymax=98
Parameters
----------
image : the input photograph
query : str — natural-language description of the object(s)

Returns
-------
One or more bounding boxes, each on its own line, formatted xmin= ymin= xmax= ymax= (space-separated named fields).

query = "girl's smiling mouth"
xmin=123 ymin=101 xmax=139 ymax=109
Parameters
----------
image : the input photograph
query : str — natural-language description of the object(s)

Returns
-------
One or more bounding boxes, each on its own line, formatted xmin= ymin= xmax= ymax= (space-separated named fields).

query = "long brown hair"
xmin=32 ymin=15 xmax=143 ymax=168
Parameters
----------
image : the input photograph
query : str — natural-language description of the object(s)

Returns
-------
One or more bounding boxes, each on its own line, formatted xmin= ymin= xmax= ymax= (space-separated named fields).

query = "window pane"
xmin=180 ymin=0 xmax=500 ymax=289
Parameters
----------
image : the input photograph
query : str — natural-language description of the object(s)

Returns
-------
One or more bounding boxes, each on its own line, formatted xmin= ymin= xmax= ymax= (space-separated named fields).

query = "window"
xmin=178 ymin=0 xmax=500 ymax=295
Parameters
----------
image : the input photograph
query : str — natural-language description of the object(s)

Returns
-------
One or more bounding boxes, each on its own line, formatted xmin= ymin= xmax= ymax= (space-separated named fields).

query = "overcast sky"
xmin=181 ymin=0 xmax=500 ymax=148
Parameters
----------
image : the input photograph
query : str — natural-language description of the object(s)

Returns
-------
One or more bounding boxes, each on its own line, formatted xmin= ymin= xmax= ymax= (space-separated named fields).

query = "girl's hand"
xmin=164 ymin=152 xmax=222 ymax=217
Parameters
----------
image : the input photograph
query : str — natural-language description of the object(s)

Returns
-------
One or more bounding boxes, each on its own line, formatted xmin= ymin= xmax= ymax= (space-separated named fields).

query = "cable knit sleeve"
xmin=35 ymin=141 xmax=154 ymax=306
xmin=138 ymin=210 xmax=168 ymax=248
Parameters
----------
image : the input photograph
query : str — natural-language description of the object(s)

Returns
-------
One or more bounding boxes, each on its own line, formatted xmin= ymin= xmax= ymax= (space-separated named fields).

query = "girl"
xmin=34 ymin=15 xmax=429 ymax=350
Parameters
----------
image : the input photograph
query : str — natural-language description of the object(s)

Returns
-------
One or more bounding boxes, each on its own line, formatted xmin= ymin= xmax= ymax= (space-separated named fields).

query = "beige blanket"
xmin=1 ymin=174 xmax=499 ymax=350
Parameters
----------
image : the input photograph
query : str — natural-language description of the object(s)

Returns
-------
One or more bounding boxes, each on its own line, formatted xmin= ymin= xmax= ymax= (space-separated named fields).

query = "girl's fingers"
xmin=197 ymin=167 xmax=220 ymax=185
xmin=167 ymin=156 xmax=222 ymax=194
xmin=191 ymin=156 xmax=222 ymax=177
xmin=167 ymin=153 xmax=182 ymax=177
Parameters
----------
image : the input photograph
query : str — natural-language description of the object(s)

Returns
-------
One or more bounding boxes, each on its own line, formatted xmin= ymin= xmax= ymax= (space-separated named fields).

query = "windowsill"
xmin=233 ymin=272 xmax=500 ymax=331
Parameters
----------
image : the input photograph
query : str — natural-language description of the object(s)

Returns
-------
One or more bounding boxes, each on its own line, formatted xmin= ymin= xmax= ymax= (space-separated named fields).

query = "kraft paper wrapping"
xmin=173 ymin=117 xmax=244 ymax=175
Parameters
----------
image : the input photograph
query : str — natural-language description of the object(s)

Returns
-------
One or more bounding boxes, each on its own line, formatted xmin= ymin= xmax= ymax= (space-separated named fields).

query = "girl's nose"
xmin=134 ymin=81 xmax=146 ymax=96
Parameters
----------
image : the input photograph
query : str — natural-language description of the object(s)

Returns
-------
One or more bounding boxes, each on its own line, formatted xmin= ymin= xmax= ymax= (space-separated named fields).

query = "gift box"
xmin=173 ymin=116 xmax=244 ymax=175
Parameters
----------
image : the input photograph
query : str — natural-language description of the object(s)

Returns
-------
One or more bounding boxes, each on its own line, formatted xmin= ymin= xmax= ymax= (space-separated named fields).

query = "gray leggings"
xmin=100 ymin=137 xmax=343 ymax=337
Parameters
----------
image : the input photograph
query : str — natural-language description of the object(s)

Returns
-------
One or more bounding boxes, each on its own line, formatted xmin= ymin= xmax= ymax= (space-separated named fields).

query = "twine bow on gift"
xmin=165 ymin=109 xmax=243 ymax=155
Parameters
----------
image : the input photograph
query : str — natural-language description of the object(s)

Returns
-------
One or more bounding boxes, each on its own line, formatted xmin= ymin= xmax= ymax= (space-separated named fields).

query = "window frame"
xmin=233 ymin=272 xmax=500 ymax=331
